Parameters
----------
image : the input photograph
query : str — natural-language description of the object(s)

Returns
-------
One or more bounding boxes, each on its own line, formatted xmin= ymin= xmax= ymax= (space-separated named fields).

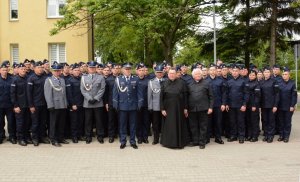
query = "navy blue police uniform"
xmin=27 ymin=61 xmax=49 ymax=145
xmin=112 ymin=63 xmax=143 ymax=149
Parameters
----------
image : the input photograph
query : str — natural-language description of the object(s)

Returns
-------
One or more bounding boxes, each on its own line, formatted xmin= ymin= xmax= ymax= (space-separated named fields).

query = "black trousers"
xmin=84 ymin=107 xmax=104 ymax=138
xmin=222 ymin=111 xmax=230 ymax=138
xmin=0 ymin=108 xmax=16 ymax=139
xmin=31 ymin=106 xmax=48 ymax=140
xmin=228 ymin=108 xmax=245 ymax=139
xmin=278 ymin=110 xmax=293 ymax=139
xmin=15 ymin=108 xmax=30 ymax=141
xmin=108 ymin=106 xmax=118 ymax=138
xmin=49 ymin=109 xmax=66 ymax=142
xmin=136 ymin=107 xmax=150 ymax=140
xmin=189 ymin=111 xmax=208 ymax=146
xmin=207 ymin=107 xmax=223 ymax=139
xmin=152 ymin=111 xmax=162 ymax=141
xmin=246 ymin=108 xmax=260 ymax=138
xmin=261 ymin=108 xmax=275 ymax=138
xmin=69 ymin=106 xmax=84 ymax=138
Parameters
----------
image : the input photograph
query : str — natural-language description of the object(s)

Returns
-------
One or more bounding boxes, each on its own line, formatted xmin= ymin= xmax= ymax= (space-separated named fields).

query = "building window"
xmin=10 ymin=0 xmax=18 ymax=20
xmin=47 ymin=0 xmax=66 ymax=18
xmin=10 ymin=44 xmax=19 ymax=63
xmin=49 ymin=43 xmax=66 ymax=63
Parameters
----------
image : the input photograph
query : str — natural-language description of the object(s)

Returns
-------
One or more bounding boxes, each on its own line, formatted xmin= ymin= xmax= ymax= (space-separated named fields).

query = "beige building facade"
xmin=0 ymin=0 xmax=92 ymax=65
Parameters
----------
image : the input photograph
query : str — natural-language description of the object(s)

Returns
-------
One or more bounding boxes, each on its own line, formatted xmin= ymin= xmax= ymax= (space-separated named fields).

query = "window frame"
xmin=10 ymin=44 xmax=19 ymax=63
xmin=48 ymin=43 xmax=67 ymax=64
xmin=47 ymin=0 xmax=66 ymax=19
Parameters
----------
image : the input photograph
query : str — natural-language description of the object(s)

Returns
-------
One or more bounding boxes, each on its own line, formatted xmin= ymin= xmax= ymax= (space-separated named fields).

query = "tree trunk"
xmin=161 ymin=37 xmax=174 ymax=66
xmin=269 ymin=0 xmax=278 ymax=67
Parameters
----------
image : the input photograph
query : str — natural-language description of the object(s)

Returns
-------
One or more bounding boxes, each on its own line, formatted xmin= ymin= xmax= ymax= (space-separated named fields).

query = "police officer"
xmin=272 ymin=64 xmax=282 ymax=135
xmin=180 ymin=64 xmax=193 ymax=84
xmin=44 ymin=63 xmax=68 ymax=147
xmin=245 ymin=69 xmax=261 ymax=142
xmin=277 ymin=67 xmax=297 ymax=143
xmin=66 ymin=63 xmax=85 ymax=143
xmin=80 ymin=61 xmax=106 ymax=144
xmin=148 ymin=64 xmax=164 ymax=145
xmin=27 ymin=61 xmax=50 ymax=146
xmin=43 ymin=59 xmax=52 ymax=77
xmin=24 ymin=59 xmax=34 ymax=77
xmin=225 ymin=64 xmax=249 ymax=143
xmin=104 ymin=64 xmax=120 ymax=143
xmin=11 ymin=63 xmax=31 ymax=146
xmin=260 ymin=66 xmax=279 ymax=143
xmin=206 ymin=64 xmax=227 ymax=144
xmin=135 ymin=63 xmax=150 ymax=144
xmin=113 ymin=63 xmax=143 ymax=149
xmin=220 ymin=64 xmax=231 ymax=138
xmin=0 ymin=63 xmax=16 ymax=144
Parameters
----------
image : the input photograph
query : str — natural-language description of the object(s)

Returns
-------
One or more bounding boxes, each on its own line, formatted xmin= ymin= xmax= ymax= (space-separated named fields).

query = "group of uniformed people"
xmin=0 ymin=58 xmax=297 ymax=149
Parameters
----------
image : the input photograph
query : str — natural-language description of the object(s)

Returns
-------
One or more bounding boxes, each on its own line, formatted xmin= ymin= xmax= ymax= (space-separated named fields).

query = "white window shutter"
xmin=48 ymin=0 xmax=58 ymax=17
xmin=11 ymin=0 xmax=18 ymax=11
xmin=58 ymin=44 xmax=66 ymax=63
xmin=11 ymin=45 xmax=19 ymax=63
xmin=50 ymin=44 xmax=58 ymax=63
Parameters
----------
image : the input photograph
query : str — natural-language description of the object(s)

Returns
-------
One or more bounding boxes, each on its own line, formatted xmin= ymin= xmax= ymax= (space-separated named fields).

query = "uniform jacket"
xmin=112 ymin=75 xmax=143 ymax=111
xmin=11 ymin=75 xmax=28 ymax=108
xmin=66 ymin=76 xmax=84 ymax=107
xmin=44 ymin=76 xmax=68 ymax=109
xmin=80 ymin=73 xmax=106 ymax=108
xmin=0 ymin=76 xmax=13 ymax=108
xmin=148 ymin=77 xmax=164 ymax=111
xmin=278 ymin=79 xmax=297 ymax=111
xmin=27 ymin=73 xmax=47 ymax=107
xmin=260 ymin=78 xmax=279 ymax=109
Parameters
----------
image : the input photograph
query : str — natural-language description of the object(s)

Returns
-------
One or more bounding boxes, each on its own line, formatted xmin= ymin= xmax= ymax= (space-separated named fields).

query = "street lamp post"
xmin=212 ymin=0 xmax=217 ymax=64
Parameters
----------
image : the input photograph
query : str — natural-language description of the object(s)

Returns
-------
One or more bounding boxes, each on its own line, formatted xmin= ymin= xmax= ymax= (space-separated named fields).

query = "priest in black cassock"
xmin=160 ymin=68 xmax=189 ymax=149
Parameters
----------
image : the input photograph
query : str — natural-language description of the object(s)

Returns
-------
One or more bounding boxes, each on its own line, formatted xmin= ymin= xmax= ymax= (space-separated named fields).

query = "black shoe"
xmin=227 ymin=137 xmax=237 ymax=142
xmin=72 ymin=137 xmax=78 ymax=143
xmin=86 ymin=137 xmax=92 ymax=144
xmin=32 ymin=140 xmax=39 ymax=146
xmin=59 ymin=139 xmax=69 ymax=144
xmin=283 ymin=138 xmax=289 ymax=143
xmin=137 ymin=139 xmax=143 ymax=144
xmin=109 ymin=137 xmax=114 ymax=143
xmin=131 ymin=144 xmax=138 ymax=149
xmin=78 ymin=136 xmax=86 ymax=141
xmin=9 ymin=138 xmax=17 ymax=144
xmin=18 ymin=140 xmax=27 ymax=146
xmin=199 ymin=145 xmax=205 ymax=149
xmin=215 ymin=138 xmax=224 ymax=144
xmin=143 ymin=139 xmax=149 ymax=144
xmin=26 ymin=139 xmax=33 ymax=144
xmin=245 ymin=137 xmax=251 ymax=141
xmin=267 ymin=137 xmax=273 ymax=143
xmin=97 ymin=137 xmax=104 ymax=144
xmin=52 ymin=142 xmax=61 ymax=147
xmin=152 ymin=140 xmax=159 ymax=145
xmin=277 ymin=136 xmax=284 ymax=142
xmin=263 ymin=137 xmax=268 ymax=142
xmin=239 ymin=139 xmax=244 ymax=144
xmin=40 ymin=138 xmax=51 ymax=144
xmin=250 ymin=138 xmax=258 ymax=142
xmin=206 ymin=139 xmax=210 ymax=144
xmin=120 ymin=143 xmax=126 ymax=149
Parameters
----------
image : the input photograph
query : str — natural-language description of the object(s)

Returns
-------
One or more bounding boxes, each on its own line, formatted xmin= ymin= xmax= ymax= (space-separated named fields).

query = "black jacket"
xmin=11 ymin=75 xmax=28 ymax=108
xmin=187 ymin=79 xmax=214 ymax=112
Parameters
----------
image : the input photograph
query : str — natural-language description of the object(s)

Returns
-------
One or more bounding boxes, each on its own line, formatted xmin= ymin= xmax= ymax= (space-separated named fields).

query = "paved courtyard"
xmin=0 ymin=112 xmax=299 ymax=182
